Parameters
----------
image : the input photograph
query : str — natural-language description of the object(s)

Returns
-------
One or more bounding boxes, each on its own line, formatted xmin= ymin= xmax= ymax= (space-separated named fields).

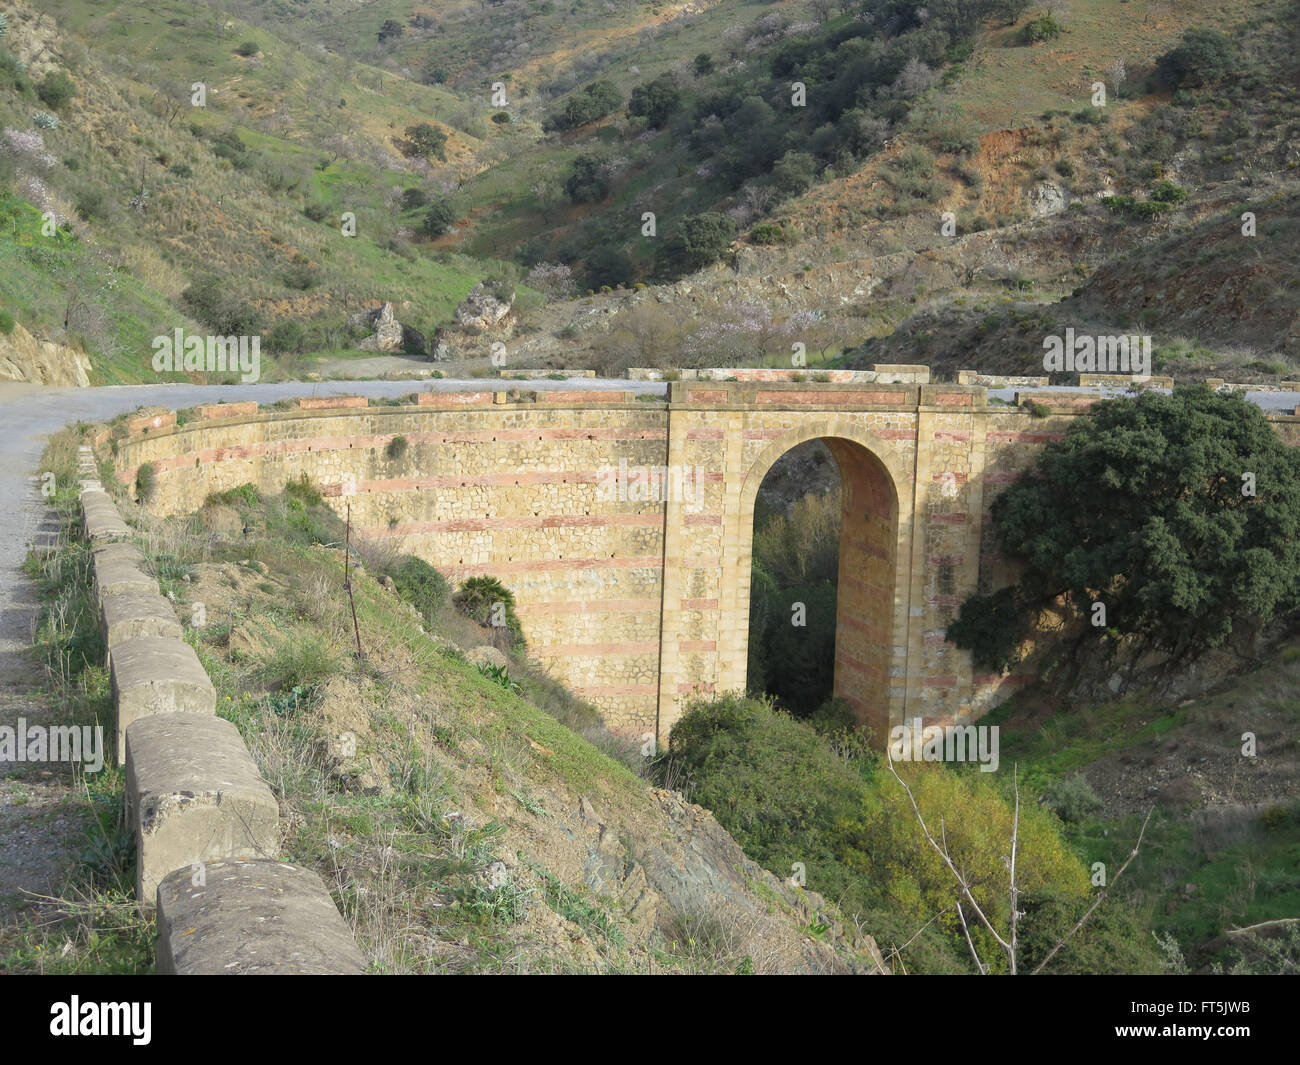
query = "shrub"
xmin=0 ymin=51 xmax=30 ymax=94
xmin=262 ymin=633 xmax=341 ymax=692
xmin=36 ymin=71 xmax=76 ymax=113
xmin=627 ymin=73 xmax=681 ymax=127
xmin=384 ymin=435 xmax=408 ymax=460
xmin=1021 ymin=15 xmax=1063 ymax=44
xmin=1156 ymin=28 xmax=1239 ymax=88
xmin=181 ymin=275 xmax=261 ymax=335
xmin=0 ymin=310 xmax=14 ymax=334
xmin=302 ymin=201 xmax=329 ymax=222
xmin=30 ymin=111 xmax=58 ymax=130
xmin=264 ymin=319 xmax=308 ymax=354
xmin=387 ymin=555 xmax=450 ymax=627
xmin=134 ymin=462 xmax=157 ymax=504
xmin=659 ymin=212 xmax=736 ymax=277
xmin=400 ymin=187 xmax=427 ymax=210
xmin=234 ymin=41 xmax=260 ymax=58
xmin=1044 ymin=775 xmax=1103 ymax=823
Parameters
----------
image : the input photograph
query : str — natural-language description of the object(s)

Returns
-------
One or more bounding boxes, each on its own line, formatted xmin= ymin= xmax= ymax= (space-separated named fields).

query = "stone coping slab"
xmin=126 ymin=715 xmax=279 ymax=903
xmin=110 ymin=636 xmax=216 ymax=763
xmin=101 ymin=591 xmax=184 ymax=647
xmin=156 ymin=859 xmax=366 ymax=974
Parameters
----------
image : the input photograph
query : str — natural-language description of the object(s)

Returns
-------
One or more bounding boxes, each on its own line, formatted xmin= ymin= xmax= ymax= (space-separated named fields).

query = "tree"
xmin=628 ymin=73 xmax=681 ymax=127
xmin=1105 ymin=56 xmax=1127 ymax=97
xmin=659 ymin=212 xmax=736 ymax=276
xmin=544 ymin=80 xmax=622 ymax=132
xmin=770 ymin=150 xmax=818 ymax=197
xmin=420 ymin=198 xmax=456 ymax=236
xmin=400 ymin=122 xmax=448 ymax=161
xmin=1156 ymin=28 xmax=1240 ymax=88
xmin=564 ymin=153 xmax=613 ymax=203
xmin=693 ymin=52 xmax=714 ymax=77
xmin=377 ymin=19 xmax=404 ymax=44
xmin=947 ymin=388 xmax=1300 ymax=672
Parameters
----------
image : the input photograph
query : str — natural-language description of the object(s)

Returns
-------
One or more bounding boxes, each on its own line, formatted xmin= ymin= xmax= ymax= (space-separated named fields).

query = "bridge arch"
xmin=731 ymin=418 xmax=912 ymax=739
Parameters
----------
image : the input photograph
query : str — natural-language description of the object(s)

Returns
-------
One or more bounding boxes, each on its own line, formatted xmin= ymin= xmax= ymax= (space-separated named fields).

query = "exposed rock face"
xmin=0 ymin=320 xmax=93 ymax=386
xmin=454 ymin=283 xmax=514 ymax=333
xmin=347 ymin=303 xmax=425 ymax=354
xmin=1028 ymin=182 xmax=1067 ymax=217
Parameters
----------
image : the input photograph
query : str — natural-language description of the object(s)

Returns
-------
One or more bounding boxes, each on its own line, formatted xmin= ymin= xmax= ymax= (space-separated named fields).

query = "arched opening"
xmin=739 ymin=430 xmax=902 ymax=740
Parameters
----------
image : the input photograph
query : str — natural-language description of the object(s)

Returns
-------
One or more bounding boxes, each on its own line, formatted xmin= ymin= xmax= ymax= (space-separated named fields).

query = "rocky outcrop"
xmin=430 ymin=282 xmax=518 ymax=361
xmin=0 ymin=320 xmax=93 ymax=387
xmin=454 ymin=282 xmax=514 ymax=333
xmin=347 ymin=303 xmax=426 ymax=355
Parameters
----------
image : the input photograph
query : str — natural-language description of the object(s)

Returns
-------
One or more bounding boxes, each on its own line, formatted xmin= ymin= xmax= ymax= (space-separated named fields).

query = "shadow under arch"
xmin=734 ymin=418 xmax=912 ymax=741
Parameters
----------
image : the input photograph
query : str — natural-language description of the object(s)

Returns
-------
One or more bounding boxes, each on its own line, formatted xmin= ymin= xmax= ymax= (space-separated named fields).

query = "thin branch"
xmin=1008 ymin=763 xmax=1021 ymax=975
xmin=1225 ymin=918 xmax=1299 ymax=937
xmin=1031 ymin=806 xmax=1154 ymax=975
xmin=955 ymin=900 xmax=989 ymax=975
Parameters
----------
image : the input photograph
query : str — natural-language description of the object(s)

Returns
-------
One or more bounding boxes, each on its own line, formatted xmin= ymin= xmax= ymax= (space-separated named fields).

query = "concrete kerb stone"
xmin=81 ymin=490 xmax=131 ymax=541
xmin=101 ymin=591 xmax=185 ymax=648
xmin=92 ymin=541 xmax=147 ymax=567
xmin=110 ymin=635 xmax=216 ymax=763
xmin=126 ymin=714 xmax=280 ymax=903
xmin=155 ymin=859 xmax=367 ymax=974
xmin=93 ymin=558 xmax=158 ymax=599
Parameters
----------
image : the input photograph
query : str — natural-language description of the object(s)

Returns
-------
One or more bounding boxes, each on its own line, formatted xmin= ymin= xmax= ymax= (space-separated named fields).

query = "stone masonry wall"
xmin=103 ymin=386 xmax=1300 ymax=743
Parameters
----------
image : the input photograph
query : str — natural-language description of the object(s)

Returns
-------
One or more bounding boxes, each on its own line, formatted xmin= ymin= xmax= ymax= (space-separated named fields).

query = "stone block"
xmin=126 ymin=715 xmax=279 ymax=903
xmin=94 ymin=558 xmax=157 ymax=599
xmin=155 ymin=859 xmax=365 ymax=974
xmin=101 ymin=591 xmax=184 ymax=648
xmin=110 ymin=636 xmax=216 ymax=763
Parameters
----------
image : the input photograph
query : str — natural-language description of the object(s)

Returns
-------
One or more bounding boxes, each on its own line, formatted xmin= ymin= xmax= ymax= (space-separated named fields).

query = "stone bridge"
xmin=102 ymin=378 xmax=1300 ymax=743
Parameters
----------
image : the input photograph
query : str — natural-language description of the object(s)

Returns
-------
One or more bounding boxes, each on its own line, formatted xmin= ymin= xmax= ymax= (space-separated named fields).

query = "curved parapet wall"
xmin=77 ymin=448 xmax=365 ymax=974
xmin=99 ymin=382 xmax=1300 ymax=742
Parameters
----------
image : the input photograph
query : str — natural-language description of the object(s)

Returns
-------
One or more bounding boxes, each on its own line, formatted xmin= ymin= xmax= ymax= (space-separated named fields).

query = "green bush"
xmin=387 ymin=555 xmax=450 ymax=627
xmin=234 ymin=41 xmax=260 ymax=57
xmin=1044 ymin=774 xmax=1103 ymax=823
xmin=401 ymin=122 xmax=448 ymax=161
xmin=282 ymin=473 xmax=323 ymax=507
xmin=36 ymin=71 xmax=76 ymax=113
xmin=206 ymin=483 xmax=261 ymax=507
xmin=0 ymin=310 xmax=14 ymax=334
xmin=420 ymin=199 xmax=456 ymax=236
xmin=262 ymin=632 xmax=341 ymax=692
xmin=668 ymin=693 xmax=1096 ymax=972
xmin=1156 ymin=28 xmax=1240 ymax=88
xmin=1021 ymin=15 xmax=1063 ymax=44
xmin=134 ymin=462 xmax=157 ymax=504
xmin=384 ymin=435 xmax=408 ymax=461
